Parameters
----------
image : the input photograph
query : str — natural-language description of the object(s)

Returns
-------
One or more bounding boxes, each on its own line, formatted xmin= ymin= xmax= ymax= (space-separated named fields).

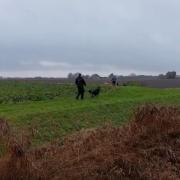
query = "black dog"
xmin=88 ymin=87 xmax=101 ymax=97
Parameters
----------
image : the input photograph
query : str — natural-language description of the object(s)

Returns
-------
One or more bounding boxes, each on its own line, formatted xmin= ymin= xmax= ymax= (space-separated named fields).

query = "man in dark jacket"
xmin=111 ymin=76 xmax=117 ymax=86
xmin=75 ymin=73 xmax=86 ymax=100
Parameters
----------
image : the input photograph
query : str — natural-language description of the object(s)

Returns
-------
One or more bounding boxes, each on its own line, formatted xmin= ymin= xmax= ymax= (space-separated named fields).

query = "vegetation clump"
xmin=0 ymin=105 xmax=180 ymax=179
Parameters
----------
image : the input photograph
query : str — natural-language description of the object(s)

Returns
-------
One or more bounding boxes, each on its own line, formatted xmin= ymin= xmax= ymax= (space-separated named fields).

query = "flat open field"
xmin=1 ymin=80 xmax=180 ymax=179
xmin=0 ymin=80 xmax=180 ymax=145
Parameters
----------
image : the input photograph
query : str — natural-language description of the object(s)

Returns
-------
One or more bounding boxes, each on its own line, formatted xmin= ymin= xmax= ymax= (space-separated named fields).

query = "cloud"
xmin=39 ymin=61 xmax=71 ymax=68
xmin=0 ymin=0 xmax=180 ymax=77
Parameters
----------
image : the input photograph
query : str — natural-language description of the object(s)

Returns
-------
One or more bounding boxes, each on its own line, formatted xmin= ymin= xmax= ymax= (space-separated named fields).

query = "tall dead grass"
xmin=0 ymin=105 xmax=180 ymax=179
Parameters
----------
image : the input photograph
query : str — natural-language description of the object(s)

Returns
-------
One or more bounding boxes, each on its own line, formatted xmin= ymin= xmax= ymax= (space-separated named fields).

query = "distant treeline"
xmin=67 ymin=71 xmax=178 ymax=80
xmin=0 ymin=71 xmax=177 ymax=82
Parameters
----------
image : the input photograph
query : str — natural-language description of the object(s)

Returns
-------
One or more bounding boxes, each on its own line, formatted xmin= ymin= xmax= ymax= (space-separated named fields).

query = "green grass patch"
xmin=0 ymin=81 xmax=180 ymax=145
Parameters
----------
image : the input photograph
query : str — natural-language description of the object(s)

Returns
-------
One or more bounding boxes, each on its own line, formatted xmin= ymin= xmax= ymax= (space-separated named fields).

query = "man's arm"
xmin=83 ymin=79 xmax=86 ymax=86
xmin=75 ymin=78 xmax=78 ymax=85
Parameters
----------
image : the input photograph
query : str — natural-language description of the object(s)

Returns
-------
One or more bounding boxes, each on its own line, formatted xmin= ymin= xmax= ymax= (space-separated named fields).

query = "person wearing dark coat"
xmin=111 ymin=76 xmax=117 ymax=86
xmin=75 ymin=73 xmax=86 ymax=100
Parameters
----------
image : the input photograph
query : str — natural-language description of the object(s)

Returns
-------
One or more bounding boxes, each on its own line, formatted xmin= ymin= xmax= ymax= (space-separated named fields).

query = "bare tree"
xmin=90 ymin=74 xmax=100 ymax=80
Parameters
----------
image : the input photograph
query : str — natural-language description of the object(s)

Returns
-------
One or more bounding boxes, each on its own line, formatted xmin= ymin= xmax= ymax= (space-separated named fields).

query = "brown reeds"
xmin=0 ymin=105 xmax=180 ymax=179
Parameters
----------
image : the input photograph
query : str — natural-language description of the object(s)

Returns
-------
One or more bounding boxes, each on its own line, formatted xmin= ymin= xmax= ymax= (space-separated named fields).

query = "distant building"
xmin=166 ymin=71 xmax=176 ymax=79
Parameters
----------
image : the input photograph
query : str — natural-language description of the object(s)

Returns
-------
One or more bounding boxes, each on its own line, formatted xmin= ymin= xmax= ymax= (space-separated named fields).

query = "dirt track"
xmin=141 ymin=79 xmax=180 ymax=88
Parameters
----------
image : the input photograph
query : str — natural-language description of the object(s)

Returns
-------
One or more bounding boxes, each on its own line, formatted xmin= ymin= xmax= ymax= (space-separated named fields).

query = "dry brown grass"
xmin=0 ymin=105 xmax=180 ymax=179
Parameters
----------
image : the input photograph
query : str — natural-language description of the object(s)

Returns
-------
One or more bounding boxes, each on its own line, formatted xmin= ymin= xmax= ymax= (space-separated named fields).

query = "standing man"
xmin=111 ymin=75 xmax=117 ymax=86
xmin=75 ymin=73 xmax=86 ymax=100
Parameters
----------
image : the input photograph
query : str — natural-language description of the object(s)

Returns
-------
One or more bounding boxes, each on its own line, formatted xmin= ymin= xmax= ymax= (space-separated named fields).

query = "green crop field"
xmin=0 ymin=80 xmax=180 ymax=145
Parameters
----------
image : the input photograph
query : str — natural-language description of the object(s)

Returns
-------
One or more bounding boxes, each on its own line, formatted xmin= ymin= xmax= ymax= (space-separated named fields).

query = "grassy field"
xmin=1 ymin=80 xmax=180 ymax=145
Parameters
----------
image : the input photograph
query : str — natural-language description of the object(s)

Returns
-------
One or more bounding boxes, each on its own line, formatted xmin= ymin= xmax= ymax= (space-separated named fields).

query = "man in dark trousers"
xmin=111 ymin=75 xmax=117 ymax=86
xmin=75 ymin=73 xmax=86 ymax=100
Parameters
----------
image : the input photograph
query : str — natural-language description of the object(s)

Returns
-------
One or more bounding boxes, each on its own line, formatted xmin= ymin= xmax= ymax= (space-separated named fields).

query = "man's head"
xmin=78 ymin=73 xmax=82 ymax=77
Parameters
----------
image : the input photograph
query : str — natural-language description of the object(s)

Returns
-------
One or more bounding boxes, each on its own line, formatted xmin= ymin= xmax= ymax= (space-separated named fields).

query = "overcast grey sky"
xmin=0 ymin=0 xmax=180 ymax=77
